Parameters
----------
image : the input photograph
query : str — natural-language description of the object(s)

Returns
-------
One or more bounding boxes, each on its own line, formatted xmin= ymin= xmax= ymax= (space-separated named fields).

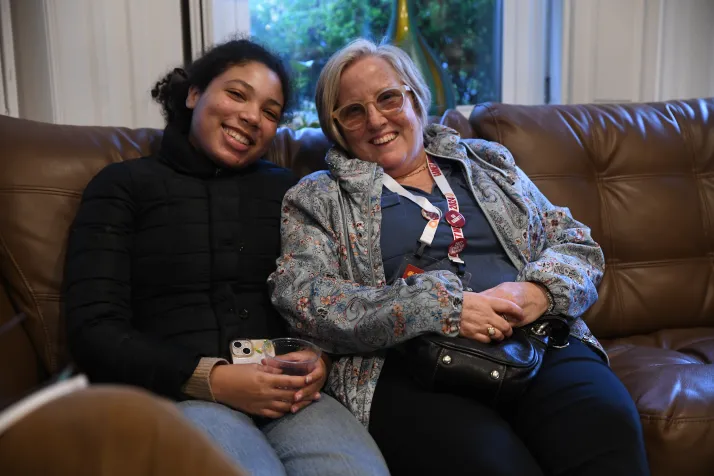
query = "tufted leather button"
xmin=238 ymin=309 xmax=249 ymax=320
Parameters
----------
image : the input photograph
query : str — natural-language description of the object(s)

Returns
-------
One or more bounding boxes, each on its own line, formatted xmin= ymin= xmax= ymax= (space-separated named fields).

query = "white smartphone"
xmin=230 ymin=339 xmax=275 ymax=364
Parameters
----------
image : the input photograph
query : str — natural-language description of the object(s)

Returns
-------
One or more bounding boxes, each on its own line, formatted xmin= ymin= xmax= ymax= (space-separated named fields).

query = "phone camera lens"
xmin=242 ymin=348 xmax=251 ymax=355
xmin=233 ymin=341 xmax=242 ymax=348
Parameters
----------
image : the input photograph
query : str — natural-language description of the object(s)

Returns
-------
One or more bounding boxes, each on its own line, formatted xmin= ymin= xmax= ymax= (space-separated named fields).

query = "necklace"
xmin=395 ymin=161 xmax=428 ymax=180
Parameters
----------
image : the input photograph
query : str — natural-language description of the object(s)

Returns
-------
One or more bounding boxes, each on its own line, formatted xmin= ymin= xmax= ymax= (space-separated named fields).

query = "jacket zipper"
xmin=337 ymin=187 xmax=356 ymax=282
xmin=366 ymin=166 xmax=377 ymax=286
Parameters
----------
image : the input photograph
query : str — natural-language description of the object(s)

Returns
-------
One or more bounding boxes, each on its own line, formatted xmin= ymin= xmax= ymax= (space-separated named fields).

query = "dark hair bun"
xmin=151 ymin=68 xmax=190 ymax=125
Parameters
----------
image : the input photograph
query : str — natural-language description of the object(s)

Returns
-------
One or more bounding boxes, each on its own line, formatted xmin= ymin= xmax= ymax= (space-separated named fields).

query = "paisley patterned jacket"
xmin=268 ymin=124 xmax=606 ymax=427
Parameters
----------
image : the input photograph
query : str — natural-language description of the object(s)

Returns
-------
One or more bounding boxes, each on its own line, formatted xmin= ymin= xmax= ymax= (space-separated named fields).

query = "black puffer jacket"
xmin=64 ymin=125 xmax=297 ymax=399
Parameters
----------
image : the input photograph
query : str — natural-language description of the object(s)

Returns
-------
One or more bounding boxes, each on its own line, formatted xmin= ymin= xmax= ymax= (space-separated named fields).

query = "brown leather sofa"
xmin=1 ymin=98 xmax=713 ymax=475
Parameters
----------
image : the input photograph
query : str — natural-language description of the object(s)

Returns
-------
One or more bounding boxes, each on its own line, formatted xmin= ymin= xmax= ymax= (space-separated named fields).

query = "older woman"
xmin=269 ymin=38 xmax=649 ymax=476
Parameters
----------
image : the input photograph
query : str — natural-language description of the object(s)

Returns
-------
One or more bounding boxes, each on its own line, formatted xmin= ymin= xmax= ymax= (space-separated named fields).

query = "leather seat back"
xmin=470 ymin=99 xmax=714 ymax=338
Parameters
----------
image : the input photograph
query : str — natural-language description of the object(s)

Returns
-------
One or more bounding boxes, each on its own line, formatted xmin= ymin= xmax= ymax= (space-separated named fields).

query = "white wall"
xmin=560 ymin=0 xmax=714 ymax=104
xmin=9 ymin=0 xmax=183 ymax=128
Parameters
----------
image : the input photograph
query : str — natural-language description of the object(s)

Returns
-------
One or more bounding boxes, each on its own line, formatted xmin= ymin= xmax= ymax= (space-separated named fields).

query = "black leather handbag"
xmin=398 ymin=315 xmax=571 ymax=404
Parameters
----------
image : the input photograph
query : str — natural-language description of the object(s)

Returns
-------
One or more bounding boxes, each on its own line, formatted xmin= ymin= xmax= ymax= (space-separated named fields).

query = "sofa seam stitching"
xmin=0 ymin=229 xmax=53 ymax=371
xmin=0 ymin=187 xmax=82 ymax=198
xmin=640 ymin=416 xmax=714 ymax=423
xmin=672 ymin=101 xmax=712 ymax=257
xmin=590 ymin=109 xmax=625 ymax=335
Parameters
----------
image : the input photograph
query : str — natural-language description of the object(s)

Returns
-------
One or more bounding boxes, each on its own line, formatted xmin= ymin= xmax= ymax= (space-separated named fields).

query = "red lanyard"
xmin=382 ymin=158 xmax=467 ymax=264
xmin=426 ymin=158 xmax=466 ymax=263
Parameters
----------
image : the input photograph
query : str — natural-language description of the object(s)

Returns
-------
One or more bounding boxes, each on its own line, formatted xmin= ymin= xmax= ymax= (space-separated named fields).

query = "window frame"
xmin=193 ymin=0 xmax=554 ymax=109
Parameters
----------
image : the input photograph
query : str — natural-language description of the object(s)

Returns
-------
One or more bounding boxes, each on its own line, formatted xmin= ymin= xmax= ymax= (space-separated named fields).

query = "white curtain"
xmin=189 ymin=0 xmax=251 ymax=60
xmin=0 ymin=0 xmax=19 ymax=117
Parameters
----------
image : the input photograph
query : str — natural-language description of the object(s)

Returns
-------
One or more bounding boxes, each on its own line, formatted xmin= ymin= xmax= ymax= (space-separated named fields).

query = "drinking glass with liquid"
xmin=263 ymin=338 xmax=321 ymax=377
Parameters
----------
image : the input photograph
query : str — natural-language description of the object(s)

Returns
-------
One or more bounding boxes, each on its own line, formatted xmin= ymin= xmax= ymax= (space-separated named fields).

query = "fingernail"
xmin=305 ymin=376 xmax=312 ymax=384
xmin=295 ymin=392 xmax=302 ymax=401
xmin=314 ymin=392 xmax=321 ymax=400
xmin=291 ymin=406 xmax=298 ymax=413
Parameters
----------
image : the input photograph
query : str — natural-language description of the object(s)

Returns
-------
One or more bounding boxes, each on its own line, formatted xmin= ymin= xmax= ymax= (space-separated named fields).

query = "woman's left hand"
xmin=480 ymin=282 xmax=550 ymax=327
xmin=289 ymin=354 xmax=330 ymax=413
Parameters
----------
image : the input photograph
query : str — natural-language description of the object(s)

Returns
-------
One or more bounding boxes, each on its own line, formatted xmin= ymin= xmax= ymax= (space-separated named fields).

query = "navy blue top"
xmin=380 ymin=158 xmax=518 ymax=292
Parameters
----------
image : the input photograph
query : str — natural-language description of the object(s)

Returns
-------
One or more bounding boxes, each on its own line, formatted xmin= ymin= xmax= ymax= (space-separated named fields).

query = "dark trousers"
xmin=369 ymin=338 xmax=650 ymax=476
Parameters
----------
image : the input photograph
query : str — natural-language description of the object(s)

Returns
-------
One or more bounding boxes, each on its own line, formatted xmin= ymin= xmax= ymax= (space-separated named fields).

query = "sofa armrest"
xmin=0 ymin=386 xmax=246 ymax=476
xmin=0 ymin=286 xmax=43 ymax=406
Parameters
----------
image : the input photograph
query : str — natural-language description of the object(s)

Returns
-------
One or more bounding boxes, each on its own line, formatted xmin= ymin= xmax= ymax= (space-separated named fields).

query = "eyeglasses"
xmin=332 ymin=85 xmax=412 ymax=131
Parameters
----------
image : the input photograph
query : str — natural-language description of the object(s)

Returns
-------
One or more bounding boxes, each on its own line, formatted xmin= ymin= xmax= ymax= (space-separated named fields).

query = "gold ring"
xmin=487 ymin=326 xmax=496 ymax=337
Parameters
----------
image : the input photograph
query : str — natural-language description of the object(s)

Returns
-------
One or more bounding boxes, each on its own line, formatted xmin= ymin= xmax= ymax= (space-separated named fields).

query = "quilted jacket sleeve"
xmin=64 ymin=162 xmax=202 ymax=400
xmin=268 ymin=177 xmax=464 ymax=355
xmin=515 ymin=167 xmax=605 ymax=319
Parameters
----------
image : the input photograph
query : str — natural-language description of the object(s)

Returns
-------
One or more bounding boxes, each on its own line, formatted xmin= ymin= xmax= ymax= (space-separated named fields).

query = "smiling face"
xmin=186 ymin=61 xmax=284 ymax=169
xmin=336 ymin=56 xmax=426 ymax=177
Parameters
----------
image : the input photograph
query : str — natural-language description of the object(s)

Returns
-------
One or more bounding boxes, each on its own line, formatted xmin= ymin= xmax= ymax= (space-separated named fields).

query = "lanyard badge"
xmin=382 ymin=158 xmax=467 ymax=264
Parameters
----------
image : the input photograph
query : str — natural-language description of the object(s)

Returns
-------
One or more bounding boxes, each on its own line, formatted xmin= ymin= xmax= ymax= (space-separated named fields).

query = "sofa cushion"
xmin=0 ymin=115 xmax=162 ymax=373
xmin=602 ymin=329 xmax=714 ymax=475
xmin=470 ymin=100 xmax=714 ymax=475
xmin=267 ymin=127 xmax=331 ymax=176
xmin=470 ymin=100 xmax=714 ymax=340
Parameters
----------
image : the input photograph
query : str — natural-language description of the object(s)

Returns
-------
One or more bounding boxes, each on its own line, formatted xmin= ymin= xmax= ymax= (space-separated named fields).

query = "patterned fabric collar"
xmin=423 ymin=123 xmax=468 ymax=159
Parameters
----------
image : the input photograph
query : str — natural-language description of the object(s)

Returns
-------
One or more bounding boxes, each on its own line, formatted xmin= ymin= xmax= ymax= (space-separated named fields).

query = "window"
xmin=206 ymin=0 xmax=503 ymax=128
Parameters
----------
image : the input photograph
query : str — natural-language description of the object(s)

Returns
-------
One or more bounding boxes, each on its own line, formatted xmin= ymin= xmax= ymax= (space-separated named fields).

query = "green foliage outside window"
xmin=250 ymin=0 xmax=501 ymax=128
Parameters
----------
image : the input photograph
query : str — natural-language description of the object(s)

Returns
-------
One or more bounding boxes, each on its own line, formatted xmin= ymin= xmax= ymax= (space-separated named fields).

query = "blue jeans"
xmin=179 ymin=394 xmax=389 ymax=476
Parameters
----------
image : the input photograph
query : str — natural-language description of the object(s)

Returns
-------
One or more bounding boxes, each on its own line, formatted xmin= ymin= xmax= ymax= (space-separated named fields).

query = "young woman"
xmin=64 ymin=39 xmax=387 ymax=476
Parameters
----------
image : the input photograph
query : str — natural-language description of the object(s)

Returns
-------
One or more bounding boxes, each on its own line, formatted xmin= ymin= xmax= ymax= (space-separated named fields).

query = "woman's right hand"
xmin=209 ymin=363 xmax=307 ymax=418
xmin=459 ymin=291 xmax=525 ymax=343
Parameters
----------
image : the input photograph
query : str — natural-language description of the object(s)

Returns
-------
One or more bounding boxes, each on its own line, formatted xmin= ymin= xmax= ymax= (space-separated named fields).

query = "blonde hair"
xmin=315 ymin=38 xmax=432 ymax=151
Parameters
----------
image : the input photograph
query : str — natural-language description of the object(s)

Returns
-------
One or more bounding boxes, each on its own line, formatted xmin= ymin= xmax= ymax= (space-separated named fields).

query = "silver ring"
xmin=487 ymin=326 xmax=496 ymax=337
